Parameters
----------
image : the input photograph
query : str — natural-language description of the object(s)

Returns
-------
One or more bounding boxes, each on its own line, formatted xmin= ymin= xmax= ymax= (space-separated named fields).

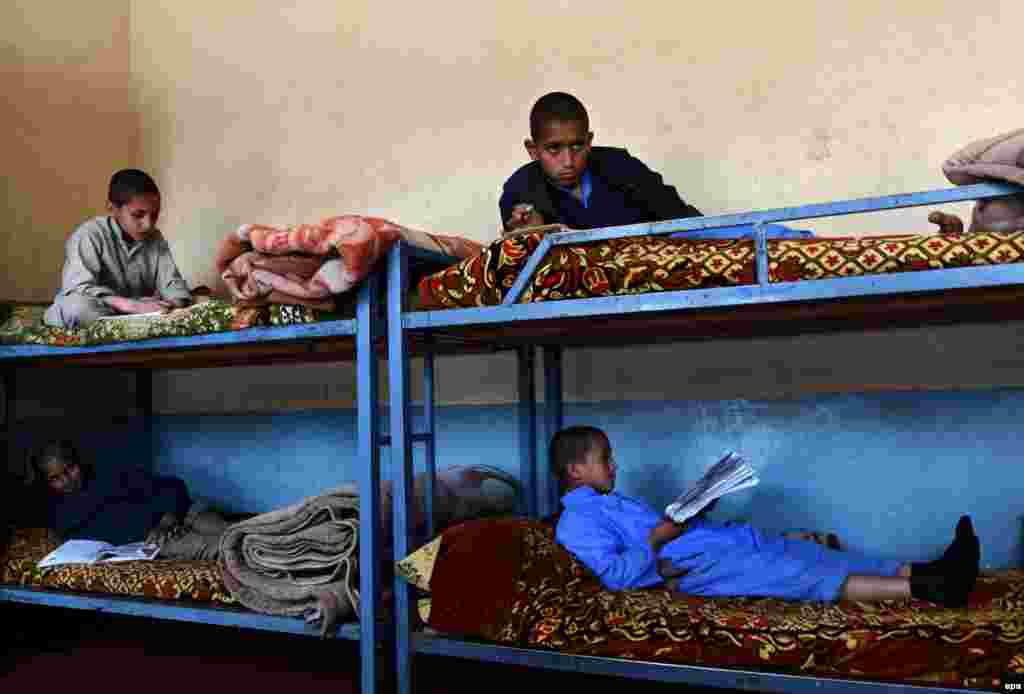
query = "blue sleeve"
xmin=555 ymin=511 xmax=660 ymax=591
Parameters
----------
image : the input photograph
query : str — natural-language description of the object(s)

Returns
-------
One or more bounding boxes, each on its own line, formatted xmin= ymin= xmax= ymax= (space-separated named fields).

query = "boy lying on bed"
xmin=33 ymin=439 xmax=228 ymax=560
xmin=44 ymin=169 xmax=192 ymax=329
xmin=550 ymin=426 xmax=980 ymax=607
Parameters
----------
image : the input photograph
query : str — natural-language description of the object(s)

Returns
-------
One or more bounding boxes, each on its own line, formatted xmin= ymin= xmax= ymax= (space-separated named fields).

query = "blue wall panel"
xmin=17 ymin=388 xmax=1022 ymax=570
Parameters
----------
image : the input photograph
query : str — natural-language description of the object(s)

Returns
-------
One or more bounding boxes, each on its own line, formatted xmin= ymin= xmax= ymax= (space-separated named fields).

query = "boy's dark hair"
xmin=108 ymin=169 xmax=160 ymax=207
xmin=549 ymin=425 xmax=606 ymax=487
xmin=530 ymin=92 xmax=590 ymax=141
xmin=30 ymin=439 xmax=81 ymax=480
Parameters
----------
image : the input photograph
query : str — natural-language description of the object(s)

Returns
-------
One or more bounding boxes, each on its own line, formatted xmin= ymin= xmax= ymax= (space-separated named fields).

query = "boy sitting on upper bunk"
xmin=499 ymin=91 xmax=702 ymax=234
xmin=33 ymin=439 xmax=229 ymax=560
xmin=44 ymin=169 xmax=192 ymax=329
xmin=550 ymin=426 xmax=980 ymax=607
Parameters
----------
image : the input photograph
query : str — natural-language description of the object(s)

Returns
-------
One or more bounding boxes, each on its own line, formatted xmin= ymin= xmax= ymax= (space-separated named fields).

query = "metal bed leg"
xmin=358 ymin=273 xmax=382 ymax=694
xmin=388 ymin=243 xmax=415 ymax=694
xmin=755 ymin=224 xmax=770 ymax=288
xmin=542 ymin=346 xmax=564 ymax=518
xmin=423 ymin=339 xmax=436 ymax=542
xmin=136 ymin=369 xmax=154 ymax=471
xmin=516 ymin=346 xmax=537 ymax=518
xmin=3 ymin=368 xmax=14 ymax=480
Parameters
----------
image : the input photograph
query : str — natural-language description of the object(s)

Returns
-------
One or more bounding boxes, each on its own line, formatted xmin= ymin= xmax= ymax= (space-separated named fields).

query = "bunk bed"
xmin=0 ymin=277 xmax=386 ymax=694
xmin=385 ymin=182 xmax=1024 ymax=694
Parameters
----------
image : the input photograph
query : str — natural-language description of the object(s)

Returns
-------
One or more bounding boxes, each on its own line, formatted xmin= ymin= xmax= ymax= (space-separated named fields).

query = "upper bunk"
xmin=0 ymin=281 xmax=376 ymax=370
xmin=390 ymin=182 xmax=1024 ymax=351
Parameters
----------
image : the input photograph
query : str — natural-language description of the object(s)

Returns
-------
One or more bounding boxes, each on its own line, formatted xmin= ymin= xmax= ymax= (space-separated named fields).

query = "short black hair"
xmin=549 ymin=425 xmax=606 ymax=488
xmin=530 ymin=92 xmax=589 ymax=141
xmin=108 ymin=169 xmax=160 ymax=207
xmin=31 ymin=439 xmax=79 ymax=477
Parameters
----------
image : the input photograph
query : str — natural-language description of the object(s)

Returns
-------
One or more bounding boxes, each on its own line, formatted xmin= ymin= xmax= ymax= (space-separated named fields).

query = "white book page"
xmin=665 ymin=452 xmax=759 ymax=524
xmin=95 ymin=303 xmax=205 ymax=321
xmin=37 ymin=540 xmax=112 ymax=568
xmin=95 ymin=542 xmax=160 ymax=561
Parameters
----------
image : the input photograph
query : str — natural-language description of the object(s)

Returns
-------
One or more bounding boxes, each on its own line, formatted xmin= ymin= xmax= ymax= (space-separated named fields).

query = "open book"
xmin=37 ymin=540 xmax=160 ymax=569
xmin=665 ymin=451 xmax=759 ymax=525
xmin=95 ymin=303 xmax=206 ymax=321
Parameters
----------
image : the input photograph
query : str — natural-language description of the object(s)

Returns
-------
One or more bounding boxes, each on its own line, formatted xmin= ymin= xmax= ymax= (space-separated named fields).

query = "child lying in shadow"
xmin=33 ymin=439 xmax=229 ymax=560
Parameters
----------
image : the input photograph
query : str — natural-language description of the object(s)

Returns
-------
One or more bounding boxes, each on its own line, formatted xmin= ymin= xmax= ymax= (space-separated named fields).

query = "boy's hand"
xmin=145 ymin=512 xmax=182 ymax=546
xmin=648 ymin=517 xmax=687 ymax=551
xmin=133 ymin=298 xmax=174 ymax=314
xmin=504 ymin=203 xmax=545 ymax=232
xmin=106 ymin=295 xmax=172 ymax=315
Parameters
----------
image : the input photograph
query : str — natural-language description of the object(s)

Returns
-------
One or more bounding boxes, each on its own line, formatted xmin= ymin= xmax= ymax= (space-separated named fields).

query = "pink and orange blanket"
xmin=216 ymin=215 xmax=482 ymax=309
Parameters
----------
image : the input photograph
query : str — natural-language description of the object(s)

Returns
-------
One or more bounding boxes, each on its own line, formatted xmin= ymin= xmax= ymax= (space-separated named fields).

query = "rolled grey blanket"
xmin=218 ymin=485 xmax=359 ymax=637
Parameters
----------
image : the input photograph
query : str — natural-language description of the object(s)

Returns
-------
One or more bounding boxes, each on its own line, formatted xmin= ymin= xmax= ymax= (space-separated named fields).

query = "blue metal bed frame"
xmin=0 ymin=276 xmax=385 ymax=694
xmin=386 ymin=182 xmax=1024 ymax=694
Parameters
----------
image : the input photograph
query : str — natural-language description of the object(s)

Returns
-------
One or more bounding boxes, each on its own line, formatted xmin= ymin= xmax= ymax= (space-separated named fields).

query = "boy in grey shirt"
xmin=44 ymin=169 xmax=192 ymax=329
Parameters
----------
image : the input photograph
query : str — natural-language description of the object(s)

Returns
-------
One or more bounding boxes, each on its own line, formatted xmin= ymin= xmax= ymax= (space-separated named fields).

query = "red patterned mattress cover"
xmin=415 ymin=229 xmax=1024 ymax=310
xmin=425 ymin=519 xmax=1024 ymax=691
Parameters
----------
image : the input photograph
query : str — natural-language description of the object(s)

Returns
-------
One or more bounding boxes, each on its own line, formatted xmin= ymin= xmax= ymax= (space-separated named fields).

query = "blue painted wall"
xmin=145 ymin=388 xmax=1024 ymax=570
xmin=17 ymin=388 xmax=1022 ymax=570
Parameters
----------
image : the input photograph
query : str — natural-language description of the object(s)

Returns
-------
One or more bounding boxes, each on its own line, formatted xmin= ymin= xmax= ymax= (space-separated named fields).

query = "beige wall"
xmin=5 ymin=2 xmax=1024 ymax=411
xmin=1 ymin=1 xmax=137 ymax=302
xmin=6 ymin=1 xmax=1022 ymax=296
xmin=127 ymin=1 xmax=1024 ymax=293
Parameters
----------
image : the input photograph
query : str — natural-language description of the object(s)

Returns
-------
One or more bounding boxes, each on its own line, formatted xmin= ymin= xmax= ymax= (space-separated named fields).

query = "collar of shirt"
xmin=561 ymin=485 xmax=609 ymax=508
xmin=107 ymin=216 xmax=152 ymax=259
xmin=549 ymin=168 xmax=593 ymax=209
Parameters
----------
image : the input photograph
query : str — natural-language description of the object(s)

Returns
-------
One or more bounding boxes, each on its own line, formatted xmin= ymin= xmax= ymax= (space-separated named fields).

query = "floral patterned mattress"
xmin=415 ymin=229 xmax=1024 ymax=310
xmin=424 ymin=519 xmax=1024 ymax=691
xmin=0 ymin=299 xmax=338 ymax=348
xmin=2 ymin=528 xmax=233 ymax=604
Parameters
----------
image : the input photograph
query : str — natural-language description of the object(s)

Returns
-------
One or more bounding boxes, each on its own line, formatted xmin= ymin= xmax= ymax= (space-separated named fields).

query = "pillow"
xmin=395 ymin=535 xmax=441 ymax=592
xmin=417 ymin=597 xmax=432 ymax=622
xmin=420 ymin=518 xmax=593 ymax=639
xmin=421 ymin=518 xmax=536 ymax=636
xmin=380 ymin=465 xmax=521 ymax=551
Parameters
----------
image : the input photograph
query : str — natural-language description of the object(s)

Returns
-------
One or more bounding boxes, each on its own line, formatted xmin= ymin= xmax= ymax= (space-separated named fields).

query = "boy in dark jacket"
xmin=33 ymin=439 xmax=227 ymax=560
xmin=499 ymin=92 xmax=701 ymax=234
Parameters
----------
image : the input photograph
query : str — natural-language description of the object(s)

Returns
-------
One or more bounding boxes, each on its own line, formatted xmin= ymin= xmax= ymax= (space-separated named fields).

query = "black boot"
xmin=909 ymin=515 xmax=980 ymax=608
xmin=912 ymin=515 xmax=980 ymax=580
xmin=910 ymin=573 xmax=970 ymax=608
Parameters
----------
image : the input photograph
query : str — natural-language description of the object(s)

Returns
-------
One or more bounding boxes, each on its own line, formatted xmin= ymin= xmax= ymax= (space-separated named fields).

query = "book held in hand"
xmin=37 ymin=540 xmax=160 ymax=569
xmin=665 ymin=451 xmax=759 ymax=525
xmin=94 ymin=303 xmax=206 ymax=321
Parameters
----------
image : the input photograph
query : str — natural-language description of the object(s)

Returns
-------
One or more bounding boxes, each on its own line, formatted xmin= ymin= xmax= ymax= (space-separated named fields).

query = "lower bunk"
xmin=2 ymin=526 xmax=362 ymax=639
xmin=397 ymin=518 xmax=1023 ymax=693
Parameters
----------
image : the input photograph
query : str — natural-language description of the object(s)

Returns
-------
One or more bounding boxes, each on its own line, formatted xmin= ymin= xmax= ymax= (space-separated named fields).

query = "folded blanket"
xmin=934 ymin=128 xmax=1024 ymax=234
xmin=218 ymin=486 xmax=360 ymax=637
xmin=217 ymin=466 xmax=519 ymax=637
xmin=380 ymin=465 xmax=522 ymax=550
xmin=216 ymin=215 xmax=483 ymax=308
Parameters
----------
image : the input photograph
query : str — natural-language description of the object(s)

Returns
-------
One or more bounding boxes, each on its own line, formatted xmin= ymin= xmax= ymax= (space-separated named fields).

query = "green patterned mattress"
xmin=0 ymin=300 xmax=341 ymax=348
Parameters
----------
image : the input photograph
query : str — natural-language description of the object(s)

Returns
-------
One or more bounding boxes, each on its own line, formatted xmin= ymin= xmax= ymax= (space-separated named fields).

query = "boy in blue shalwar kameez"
xmin=551 ymin=426 xmax=979 ymax=607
